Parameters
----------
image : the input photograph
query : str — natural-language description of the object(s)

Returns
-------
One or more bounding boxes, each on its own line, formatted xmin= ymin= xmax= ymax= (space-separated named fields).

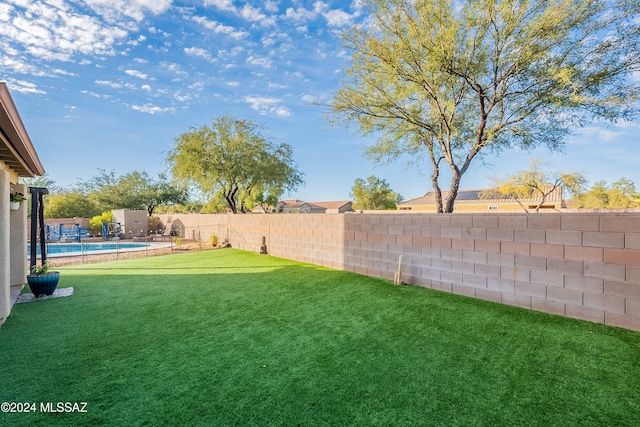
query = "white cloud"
xmin=283 ymin=6 xmax=317 ymax=23
xmin=205 ymin=0 xmax=275 ymax=26
xmin=4 ymin=78 xmax=46 ymax=94
xmin=161 ymin=61 xmax=189 ymax=78
xmin=262 ymin=36 xmax=276 ymax=47
xmin=204 ymin=0 xmax=235 ymax=12
xmin=131 ymin=103 xmax=175 ymax=114
xmin=274 ymin=106 xmax=292 ymax=117
xmin=574 ymin=126 xmax=622 ymax=143
xmin=218 ymin=47 xmax=244 ymax=59
xmin=125 ymin=69 xmax=148 ymax=79
xmin=0 ymin=3 xmax=11 ymax=21
xmin=351 ymin=0 xmax=364 ymax=9
xmin=95 ymin=79 xmax=122 ymax=88
xmin=323 ymin=9 xmax=355 ymax=27
xmin=81 ymin=89 xmax=111 ymax=99
xmin=174 ymin=92 xmax=192 ymax=102
xmin=226 ymin=81 xmax=240 ymax=87
xmin=239 ymin=4 xmax=276 ymax=26
xmin=301 ymin=94 xmax=316 ymax=103
xmin=190 ymin=15 xmax=249 ymax=40
xmin=128 ymin=34 xmax=147 ymax=46
xmin=314 ymin=1 xmax=329 ymax=13
xmin=286 ymin=71 xmax=305 ymax=79
xmin=184 ymin=47 xmax=216 ymax=62
xmin=188 ymin=81 xmax=205 ymax=91
xmin=141 ymin=84 xmax=152 ymax=91
xmin=0 ymin=0 xmax=132 ymax=66
xmin=51 ymin=68 xmax=77 ymax=77
xmin=247 ymin=55 xmax=273 ymax=69
xmin=0 ymin=55 xmax=47 ymax=76
xmin=244 ymin=95 xmax=291 ymax=116
xmin=264 ymin=1 xmax=279 ymax=13
xmin=83 ymin=0 xmax=173 ymax=22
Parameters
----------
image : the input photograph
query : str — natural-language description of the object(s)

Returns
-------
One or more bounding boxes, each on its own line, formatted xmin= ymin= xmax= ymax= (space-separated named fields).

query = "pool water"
xmin=28 ymin=242 xmax=150 ymax=255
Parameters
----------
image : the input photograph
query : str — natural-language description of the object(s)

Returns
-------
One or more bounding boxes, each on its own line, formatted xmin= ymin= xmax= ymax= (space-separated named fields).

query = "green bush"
xmin=89 ymin=211 xmax=113 ymax=236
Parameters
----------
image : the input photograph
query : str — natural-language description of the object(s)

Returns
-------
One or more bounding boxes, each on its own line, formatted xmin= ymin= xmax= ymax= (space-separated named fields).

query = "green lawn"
xmin=1 ymin=249 xmax=639 ymax=426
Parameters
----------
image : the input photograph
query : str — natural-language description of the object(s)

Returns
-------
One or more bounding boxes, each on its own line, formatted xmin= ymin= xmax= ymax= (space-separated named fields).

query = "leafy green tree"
xmin=19 ymin=173 xmax=60 ymax=194
xmin=611 ymin=178 xmax=637 ymax=206
xmin=483 ymin=158 xmax=586 ymax=212
xmin=200 ymin=195 xmax=228 ymax=214
xmin=329 ymin=0 xmax=640 ymax=213
xmin=136 ymin=172 xmax=188 ymax=216
xmin=19 ymin=174 xmax=60 ymax=217
xmin=578 ymin=178 xmax=638 ymax=208
xmin=350 ymin=176 xmax=403 ymax=210
xmin=44 ymin=192 xmax=101 ymax=219
xmin=82 ymin=170 xmax=187 ymax=215
xmin=579 ymin=181 xmax=609 ymax=208
xmin=243 ymin=183 xmax=283 ymax=213
xmin=167 ymin=114 xmax=304 ymax=213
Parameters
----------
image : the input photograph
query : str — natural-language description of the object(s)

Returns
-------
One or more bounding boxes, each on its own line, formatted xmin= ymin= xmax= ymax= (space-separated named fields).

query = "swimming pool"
xmin=28 ymin=242 xmax=169 ymax=257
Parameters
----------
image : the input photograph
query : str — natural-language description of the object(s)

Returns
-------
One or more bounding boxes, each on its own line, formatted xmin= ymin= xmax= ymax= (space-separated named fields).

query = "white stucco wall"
xmin=0 ymin=168 xmax=11 ymax=321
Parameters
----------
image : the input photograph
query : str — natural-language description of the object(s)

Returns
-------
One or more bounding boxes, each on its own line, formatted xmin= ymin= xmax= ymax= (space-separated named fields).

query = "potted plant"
xmin=27 ymin=262 xmax=60 ymax=297
xmin=9 ymin=192 xmax=25 ymax=210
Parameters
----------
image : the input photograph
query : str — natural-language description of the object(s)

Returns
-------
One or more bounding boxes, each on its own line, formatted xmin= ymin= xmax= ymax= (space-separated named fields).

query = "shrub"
xmin=89 ymin=211 xmax=113 ymax=236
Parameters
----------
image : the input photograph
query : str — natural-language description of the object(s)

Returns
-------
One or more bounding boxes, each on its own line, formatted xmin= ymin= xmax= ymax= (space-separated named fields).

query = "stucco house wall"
xmin=112 ymin=209 xmax=148 ymax=239
xmin=0 ymin=82 xmax=45 ymax=325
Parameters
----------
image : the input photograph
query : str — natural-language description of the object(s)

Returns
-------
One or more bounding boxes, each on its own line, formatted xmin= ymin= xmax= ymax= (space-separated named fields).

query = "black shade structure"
xmin=29 ymin=186 xmax=49 ymax=272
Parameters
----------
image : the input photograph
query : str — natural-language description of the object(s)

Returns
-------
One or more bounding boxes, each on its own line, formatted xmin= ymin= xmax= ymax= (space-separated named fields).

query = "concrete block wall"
xmin=343 ymin=213 xmax=640 ymax=331
xmin=156 ymin=213 xmax=345 ymax=270
xmin=156 ymin=212 xmax=640 ymax=331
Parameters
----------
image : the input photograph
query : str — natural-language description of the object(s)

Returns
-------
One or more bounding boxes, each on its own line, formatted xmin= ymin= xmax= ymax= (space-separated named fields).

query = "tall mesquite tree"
xmin=81 ymin=170 xmax=187 ymax=215
xmin=167 ymin=115 xmax=304 ymax=213
xmin=330 ymin=0 xmax=640 ymax=212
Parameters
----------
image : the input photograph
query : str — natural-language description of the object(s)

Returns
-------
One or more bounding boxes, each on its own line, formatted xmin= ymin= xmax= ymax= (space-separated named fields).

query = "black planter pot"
xmin=27 ymin=272 xmax=60 ymax=297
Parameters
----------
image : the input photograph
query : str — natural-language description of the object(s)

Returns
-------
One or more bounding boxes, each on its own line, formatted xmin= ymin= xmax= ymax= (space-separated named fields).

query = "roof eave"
xmin=0 ymin=82 xmax=45 ymax=177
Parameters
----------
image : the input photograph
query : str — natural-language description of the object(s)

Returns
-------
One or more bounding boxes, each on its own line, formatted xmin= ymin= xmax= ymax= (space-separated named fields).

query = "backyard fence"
xmin=155 ymin=212 xmax=640 ymax=332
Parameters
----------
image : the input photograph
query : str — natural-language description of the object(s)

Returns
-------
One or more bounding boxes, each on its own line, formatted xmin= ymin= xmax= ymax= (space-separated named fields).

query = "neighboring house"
xmin=398 ymin=187 xmax=565 ymax=212
xmin=276 ymin=199 xmax=327 ymax=214
xmin=274 ymin=199 xmax=354 ymax=214
xmin=0 ymin=82 xmax=45 ymax=325
xmin=311 ymin=200 xmax=353 ymax=214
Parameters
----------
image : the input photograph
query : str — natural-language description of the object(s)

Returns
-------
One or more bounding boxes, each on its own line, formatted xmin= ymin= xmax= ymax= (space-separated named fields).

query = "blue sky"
xmin=2 ymin=0 xmax=639 ymax=203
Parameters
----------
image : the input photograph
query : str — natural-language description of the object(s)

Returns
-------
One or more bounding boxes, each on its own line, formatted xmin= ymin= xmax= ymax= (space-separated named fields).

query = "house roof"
xmin=282 ymin=201 xmax=326 ymax=210
xmin=399 ymin=187 xmax=563 ymax=206
xmin=311 ymin=200 xmax=351 ymax=210
xmin=0 ymin=82 xmax=45 ymax=177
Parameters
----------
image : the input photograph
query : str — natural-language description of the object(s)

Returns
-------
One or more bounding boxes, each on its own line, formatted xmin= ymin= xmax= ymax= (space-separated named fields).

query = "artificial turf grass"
xmin=1 ymin=249 xmax=639 ymax=426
